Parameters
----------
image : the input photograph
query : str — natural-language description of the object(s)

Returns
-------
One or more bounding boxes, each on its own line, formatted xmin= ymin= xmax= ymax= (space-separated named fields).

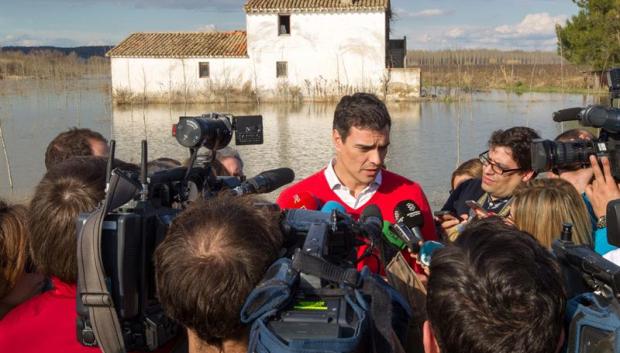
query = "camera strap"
xmin=77 ymin=170 xmax=140 ymax=353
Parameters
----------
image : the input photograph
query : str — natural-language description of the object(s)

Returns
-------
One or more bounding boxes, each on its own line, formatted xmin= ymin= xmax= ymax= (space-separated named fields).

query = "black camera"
xmin=531 ymin=68 xmax=620 ymax=179
xmin=75 ymin=113 xmax=281 ymax=352
xmin=240 ymin=206 xmax=411 ymax=353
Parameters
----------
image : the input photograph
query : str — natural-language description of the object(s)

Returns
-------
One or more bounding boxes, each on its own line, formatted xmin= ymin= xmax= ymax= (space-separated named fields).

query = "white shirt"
xmin=323 ymin=159 xmax=382 ymax=209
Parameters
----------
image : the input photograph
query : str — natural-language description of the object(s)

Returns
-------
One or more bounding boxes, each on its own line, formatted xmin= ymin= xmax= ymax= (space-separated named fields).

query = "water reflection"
xmin=0 ymin=79 xmax=601 ymax=209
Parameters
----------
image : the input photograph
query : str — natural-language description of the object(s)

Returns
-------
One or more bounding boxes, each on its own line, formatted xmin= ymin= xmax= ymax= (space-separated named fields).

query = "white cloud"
xmin=196 ymin=24 xmax=217 ymax=32
xmin=395 ymin=8 xmax=453 ymax=18
xmin=408 ymin=13 xmax=568 ymax=51
xmin=494 ymin=13 xmax=567 ymax=37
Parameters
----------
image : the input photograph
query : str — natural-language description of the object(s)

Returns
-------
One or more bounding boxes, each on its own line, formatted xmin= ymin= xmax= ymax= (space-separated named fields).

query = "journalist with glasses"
xmin=436 ymin=127 xmax=540 ymax=240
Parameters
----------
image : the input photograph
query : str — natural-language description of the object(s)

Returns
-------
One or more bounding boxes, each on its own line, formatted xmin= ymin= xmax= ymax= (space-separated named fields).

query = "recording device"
xmin=531 ymin=67 xmax=620 ymax=179
xmin=76 ymin=113 xmax=290 ymax=352
xmin=241 ymin=204 xmax=410 ymax=353
xmin=552 ymin=223 xmax=620 ymax=353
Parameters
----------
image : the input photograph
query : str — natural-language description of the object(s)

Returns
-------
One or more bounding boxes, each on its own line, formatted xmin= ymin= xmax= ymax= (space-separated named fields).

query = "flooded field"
xmin=0 ymin=78 xmax=597 ymax=209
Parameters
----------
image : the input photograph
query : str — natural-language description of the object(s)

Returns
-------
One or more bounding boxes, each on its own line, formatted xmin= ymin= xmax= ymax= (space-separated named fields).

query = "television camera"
xmin=531 ymin=68 xmax=620 ymax=179
xmin=75 ymin=113 xmax=294 ymax=352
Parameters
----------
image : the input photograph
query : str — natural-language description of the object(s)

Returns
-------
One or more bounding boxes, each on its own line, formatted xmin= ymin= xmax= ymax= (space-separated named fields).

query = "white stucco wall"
xmin=387 ymin=68 xmax=421 ymax=98
xmin=246 ymin=11 xmax=387 ymax=94
xmin=110 ymin=57 xmax=253 ymax=100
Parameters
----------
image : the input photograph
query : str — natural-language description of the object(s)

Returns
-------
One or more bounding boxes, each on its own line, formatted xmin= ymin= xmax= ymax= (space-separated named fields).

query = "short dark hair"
xmin=427 ymin=217 xmax=565 ymax=353
xmin=333 ymin=92 xmax=391 ymax=141
xmin=488 ymin=126 xmax=540 ymax=170
xmin=155 ymin=195 xmax=283 ymax=347
xmin=45 ymin=128 xmax=107 ymax=169
xmin=29 ymin=156 xmax=108 ymax=283
xmin=555 ymin=128 xmax=595 ymax=142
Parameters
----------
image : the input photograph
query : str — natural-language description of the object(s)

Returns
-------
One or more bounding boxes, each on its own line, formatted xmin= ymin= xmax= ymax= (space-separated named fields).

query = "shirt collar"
xmin=324 ymin=158 xmax=382 ymax=191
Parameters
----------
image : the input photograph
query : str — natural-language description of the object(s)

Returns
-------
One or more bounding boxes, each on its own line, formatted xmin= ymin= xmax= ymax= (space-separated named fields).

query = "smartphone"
xmin=433 ymin=210 xmax=452 ymax=217
xmin=465 ymin=200 xmax=489 ymax=216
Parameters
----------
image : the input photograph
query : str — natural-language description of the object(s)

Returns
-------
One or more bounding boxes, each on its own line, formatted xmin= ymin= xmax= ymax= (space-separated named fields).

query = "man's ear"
xmin=332 ymin=129 xmax=343 ymax=152
xmin=423 ymin=320 xmax=441 ymax=353
xmin=521 ymin=170 xmax=535 ymax=183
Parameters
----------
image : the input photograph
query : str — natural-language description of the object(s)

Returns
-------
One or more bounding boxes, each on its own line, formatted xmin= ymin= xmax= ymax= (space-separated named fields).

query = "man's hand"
xmin=585 ymin=155 xmax=620 ymax=218
xmin=434 ymin=213 xmax=469 ymax=240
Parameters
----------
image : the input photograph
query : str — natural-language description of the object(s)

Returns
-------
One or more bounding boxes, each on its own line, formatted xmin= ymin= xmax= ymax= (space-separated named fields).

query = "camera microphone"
xmin=232 ymin=167 xmax=294 ymax=196
xmin=552 ymin=107 xmax=583 ymax=122
xmin=394 ymin=200 xmax=425 ymax=245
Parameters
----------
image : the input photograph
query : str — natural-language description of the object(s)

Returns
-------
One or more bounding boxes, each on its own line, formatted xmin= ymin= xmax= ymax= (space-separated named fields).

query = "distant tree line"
xmin=0 ymin=50 xmax=109 ymax=80
xmin=407 ymin=49 xmax=568 ymax=66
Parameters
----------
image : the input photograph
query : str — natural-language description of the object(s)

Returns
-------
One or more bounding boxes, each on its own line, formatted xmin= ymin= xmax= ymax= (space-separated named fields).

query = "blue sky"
xmin=0 ymin=0 xmax=579 ymax=51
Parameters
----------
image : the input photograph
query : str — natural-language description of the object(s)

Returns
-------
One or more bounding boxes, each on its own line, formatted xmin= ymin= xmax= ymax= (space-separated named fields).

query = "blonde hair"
xmin=512 ymin=178 xmax=592 ymax=249
xmin=0 ymin=200 xmax=29 ymax=299
xmin=451 ymin=158 xmax=483 ymax=190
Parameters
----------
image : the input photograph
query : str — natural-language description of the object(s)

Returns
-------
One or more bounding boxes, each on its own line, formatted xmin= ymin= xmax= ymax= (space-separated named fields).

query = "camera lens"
xmin=175 ymin=115 xmax=233 ymax=149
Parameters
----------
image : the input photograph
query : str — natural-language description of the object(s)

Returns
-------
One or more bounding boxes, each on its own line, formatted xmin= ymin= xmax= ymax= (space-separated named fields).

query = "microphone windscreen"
xmin=321 ymin=200 xmax=346 ymax=214
xmin=253 ymin=167 xmax=295 ymax=191
xmin=280 ymin=191 xmax=319 ymax=210
xmin=382 ymin=221 xmax=406 ymax=250
xmin=552 ymin=107 xmax=583 ymax=122
xmin=361 ymin=204 xmax=383 ymax=223
xmin=394 ymin=200 xmax=424 ymax=228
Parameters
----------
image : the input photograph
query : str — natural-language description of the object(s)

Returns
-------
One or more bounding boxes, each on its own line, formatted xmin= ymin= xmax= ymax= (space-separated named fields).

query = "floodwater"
xmin=0 ymin=78 xmax=599 ymax=209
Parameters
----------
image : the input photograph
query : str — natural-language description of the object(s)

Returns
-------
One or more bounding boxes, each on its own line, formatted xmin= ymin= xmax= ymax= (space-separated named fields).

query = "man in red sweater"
xmin=276 ymin=92 xmax=437 ymax=272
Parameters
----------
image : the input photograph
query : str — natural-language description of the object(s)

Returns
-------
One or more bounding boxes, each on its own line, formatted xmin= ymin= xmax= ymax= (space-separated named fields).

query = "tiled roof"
xmin=244 ymin=0 xmax=388 ymax=13
xmin=106 ymin=31 xmax=247 ymax=58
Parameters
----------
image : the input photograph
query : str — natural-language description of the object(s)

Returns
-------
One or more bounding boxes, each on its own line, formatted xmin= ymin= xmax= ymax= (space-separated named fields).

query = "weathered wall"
xmin=246 ymin=11 xmax=387 ymax=97
xmin=387 ymin=67 xmax=421 ymax=99
xmin=110 ymin=57 xmax=253 ymax=102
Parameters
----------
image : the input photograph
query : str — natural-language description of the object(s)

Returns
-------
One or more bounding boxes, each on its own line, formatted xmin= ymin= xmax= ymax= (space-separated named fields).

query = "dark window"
xmin=199 ymin=62 xmax=210 ymax=78
xmin=276 ymin=61 xmax=287 ymax=78
xmin=278 ymin=15 xmax=290 ymax=35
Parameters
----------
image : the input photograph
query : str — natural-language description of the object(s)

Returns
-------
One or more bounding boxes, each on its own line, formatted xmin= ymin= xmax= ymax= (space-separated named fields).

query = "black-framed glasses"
xmin=478 ymin=150 xmax=522 ymax=175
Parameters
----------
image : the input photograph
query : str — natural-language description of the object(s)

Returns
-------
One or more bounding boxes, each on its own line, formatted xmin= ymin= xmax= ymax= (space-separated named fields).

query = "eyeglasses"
xmin=478 ymin=151 xmax=522 ymax=175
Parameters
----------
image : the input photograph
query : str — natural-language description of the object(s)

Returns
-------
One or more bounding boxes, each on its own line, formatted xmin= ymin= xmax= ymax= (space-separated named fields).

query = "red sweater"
xmin=0 ymin=276 xmax=100 ymax=353
xmin=276 ymin=169 xmax=437 ymax=273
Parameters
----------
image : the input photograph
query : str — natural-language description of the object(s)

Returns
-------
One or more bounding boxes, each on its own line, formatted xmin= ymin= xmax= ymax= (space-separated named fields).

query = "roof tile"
xmin=106 ymin=31 xmax=247 ymax=58
xmin=244 ymin=0 xmax=388 ymax=12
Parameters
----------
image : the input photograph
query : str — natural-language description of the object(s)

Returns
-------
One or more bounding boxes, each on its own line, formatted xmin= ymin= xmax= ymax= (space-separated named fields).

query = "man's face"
xmin=89 ymin=139 xmax=109 ymax=157
xmin=219 ymin=156 xmax=243 ymax=178
xmin=481 ymin=146 xmax=533 ymax=198
xmin=332 ymin=126 xmax=390 ymax=190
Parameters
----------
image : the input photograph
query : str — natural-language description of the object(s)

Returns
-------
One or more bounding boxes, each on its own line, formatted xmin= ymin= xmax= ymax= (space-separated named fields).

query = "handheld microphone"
xmin=320 ymin=200 xmax=346 ymax=214
xmin=360 ymin=204 xmax=383 ymax=242
xmin=280 ymin=191 xmax=320 ymax=210
xmin=232 ymin=167 xmax=294 ymax=196
xmin=382 ymin=221 xmax=406 ymax=250
xmin=394 ymin=200 xmax=426 ymax=244
xmin=389 ymin=222 xmax=421 ymax=253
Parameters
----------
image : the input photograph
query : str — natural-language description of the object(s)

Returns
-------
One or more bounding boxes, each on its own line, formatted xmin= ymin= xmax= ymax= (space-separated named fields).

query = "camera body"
xmin=76 ymin=113 xmax=264 ymax=351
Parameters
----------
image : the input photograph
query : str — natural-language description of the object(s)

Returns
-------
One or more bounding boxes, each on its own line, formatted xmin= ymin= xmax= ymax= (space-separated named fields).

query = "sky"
xmin=0 ymin=0 xmax=580 ymax=51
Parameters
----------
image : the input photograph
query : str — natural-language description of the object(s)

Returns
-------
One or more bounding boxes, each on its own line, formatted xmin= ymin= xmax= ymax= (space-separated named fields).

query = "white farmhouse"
xmin=107 ymin=0 xmax=420 ymax=103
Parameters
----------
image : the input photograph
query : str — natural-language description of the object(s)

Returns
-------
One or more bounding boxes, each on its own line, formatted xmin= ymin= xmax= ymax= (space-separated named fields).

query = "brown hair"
xmin=451 ymin=158 xmax=483 ymax=190
xmin=44 ymin=128 xmax=107 ymax=169
xmin=427 ymin=217 xmax=565 ymax=353
xmin=488 ymin=126 xmax=540 ymax=171
xmin=29 ymin=156 xmax=108 ymax=283
xmin=333 ymin=92 xmax=391 ymax=141
xmin=155 ymin=194 xmax=283 ymax=347
xmin=512 ymin=178 xmax=592 ymax=248
xmin=0 ymin=200 xmax=29 ymax=299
